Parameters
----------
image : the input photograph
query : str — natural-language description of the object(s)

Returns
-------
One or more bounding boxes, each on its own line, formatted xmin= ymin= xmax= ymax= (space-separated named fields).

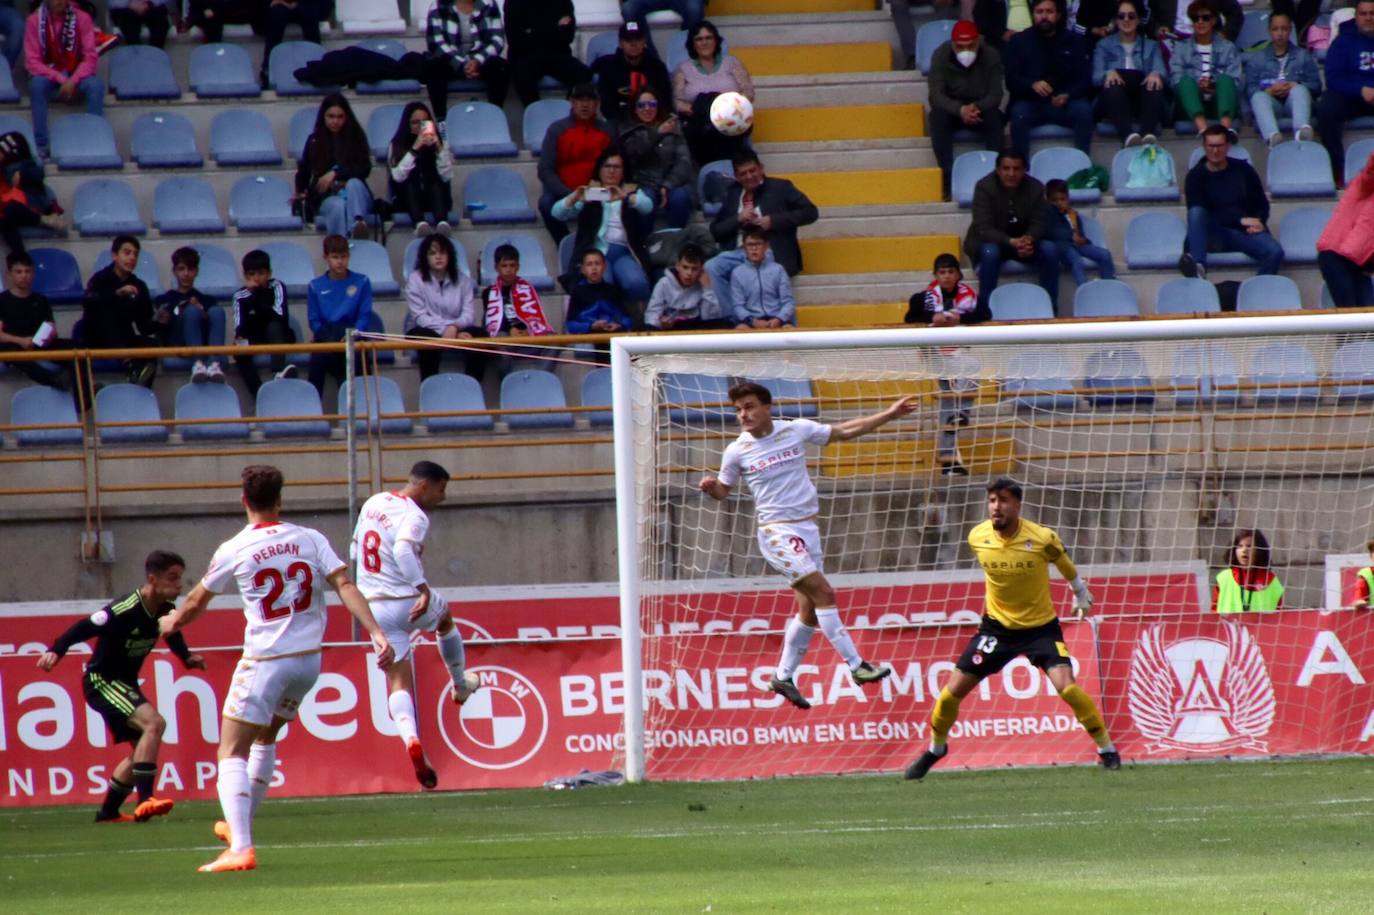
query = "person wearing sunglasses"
xmin=1168 ymin=0 xmax=1241 ymax=138
xmin=1147 ymin=0 xmax=1242 ymax=43
xmin=619 ymin=86 xmax=695 ymax=229
xmin=1092 ymin=0 xmax=1168 ymax=146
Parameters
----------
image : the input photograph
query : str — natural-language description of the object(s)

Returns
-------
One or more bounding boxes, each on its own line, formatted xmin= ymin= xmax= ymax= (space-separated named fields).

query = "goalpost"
xmin=610 ymin=313 xmax=1374 ymax=784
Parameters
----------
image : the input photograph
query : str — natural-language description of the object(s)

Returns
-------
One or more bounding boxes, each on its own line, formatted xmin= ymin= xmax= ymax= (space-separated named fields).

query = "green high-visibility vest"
xmin=1215 ymin=569 xmax=1283 ymax=614
xmin=1358 ymin=568 xmax=1374 ymax=604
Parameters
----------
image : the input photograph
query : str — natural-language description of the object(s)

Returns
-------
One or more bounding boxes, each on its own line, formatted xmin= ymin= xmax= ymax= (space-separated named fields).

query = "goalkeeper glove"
xmin=1069 ymin=577 xmax=1094 ymax=620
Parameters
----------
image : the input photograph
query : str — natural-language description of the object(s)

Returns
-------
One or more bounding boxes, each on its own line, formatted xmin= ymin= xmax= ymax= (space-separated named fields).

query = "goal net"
xmin=609 ymin=314 xmax=1374 ymax=783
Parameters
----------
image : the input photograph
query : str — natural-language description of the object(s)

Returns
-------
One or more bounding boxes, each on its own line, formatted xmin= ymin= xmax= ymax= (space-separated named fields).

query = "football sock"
xmin=814 ymin=608 xmax=862 ymax=671
xmin=776 ymin=616 xmax=816 ymax=679
xmin=388 ymin=690 xmax=419 ymax=744
xmin=131 ymin=762 xmax=157 ymax=803
xmin=437 ymin=629 xmax=466 ymax=685
xmin=246 ymin=743 xmax=276 ymax=817
xmin=1059 ymin=684 xmax=1114 ymax=750
xmin=98 ymin=777 xmax=133 ymax=818
xmin=930 ymin=687 xmax=961 ymax=751
xmin=216 ymin=757 xmax=253 ymax=852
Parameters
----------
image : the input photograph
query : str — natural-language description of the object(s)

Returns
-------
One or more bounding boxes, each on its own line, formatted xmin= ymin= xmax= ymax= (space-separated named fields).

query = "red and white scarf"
xmin=484 ymin=278 xmax=552 ymax=337
xmin=38 ymin=5 xmax=80 ymax=76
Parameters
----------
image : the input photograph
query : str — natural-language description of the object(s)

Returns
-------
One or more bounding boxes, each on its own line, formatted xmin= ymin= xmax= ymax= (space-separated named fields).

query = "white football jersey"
xmin=202 ymin=521 xmax=346 ymax=659
xmin=717 ymin=418 xmax=832 ymax=523
xmin=352 ymin=491 xmax=430 ymax=599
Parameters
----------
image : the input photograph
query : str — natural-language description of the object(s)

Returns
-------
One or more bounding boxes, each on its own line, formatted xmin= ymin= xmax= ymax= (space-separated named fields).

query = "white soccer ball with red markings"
xmin=709 ymin=92 xmax=754 ymax=137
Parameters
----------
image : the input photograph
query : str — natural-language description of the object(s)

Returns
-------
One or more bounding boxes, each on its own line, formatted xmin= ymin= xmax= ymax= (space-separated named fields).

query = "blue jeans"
xmin=1251 ymin=86 xmax=1313 ymax=140
xmin=621 ymin=0 xmax=704 ymax=30
xmin=1061 ymin=242 xmax=1116 ymax=286
xmin=976 ymin=241 xmax=1060 ymax=309
xmin=1009 ymin=97 xmax=1095 ymax=161
xmin=316 ymin=179 xmax=373 ymax=237
xmin=606 ymin=243 xmax=651 ymax=303
xmin=29 ymin=75 xmax=105 ymax=154
xmin=0 ymin=3 xmax=25 ymax=67
xmin=1186 ymin=206 xmax=1284 ymax=275
xmin=172 ymin=305 xmax=228 ymax=366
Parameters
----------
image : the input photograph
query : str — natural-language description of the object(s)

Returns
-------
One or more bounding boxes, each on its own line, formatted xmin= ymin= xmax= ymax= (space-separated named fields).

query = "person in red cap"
xmin=927 ymin=19 xmax=1005 ymax=200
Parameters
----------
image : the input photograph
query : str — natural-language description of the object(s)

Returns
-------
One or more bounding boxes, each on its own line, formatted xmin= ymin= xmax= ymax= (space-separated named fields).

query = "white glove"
xmin=1069 ymin=577 xmax=1094 ymax=620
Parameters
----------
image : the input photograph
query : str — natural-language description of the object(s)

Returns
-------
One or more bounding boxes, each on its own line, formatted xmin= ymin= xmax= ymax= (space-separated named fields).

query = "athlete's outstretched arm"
xmin=698 ymin=476 xmax=732 ymax=500
xmin=829 ymin=394 xmax=919 ymax=442
xmin=327 ymin=568 xmax=395 ymax=667
xmin=160 ymin=583 xmax=214 ymax=635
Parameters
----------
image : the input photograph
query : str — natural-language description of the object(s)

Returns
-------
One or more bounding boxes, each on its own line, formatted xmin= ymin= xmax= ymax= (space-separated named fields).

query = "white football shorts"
xmin=371 ymin=596 xmax=445 ymax=663
xmin=222 ymin=653 xmax=322 ymax=726
xmin=756 ymin=520 xmax=824 ymax=584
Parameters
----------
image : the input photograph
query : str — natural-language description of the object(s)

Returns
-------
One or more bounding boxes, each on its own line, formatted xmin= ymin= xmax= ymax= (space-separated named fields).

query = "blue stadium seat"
xmin=480 ymin=234 xmax=554 ymax=290
xmin=30 ymin=248 xmax=83 ymax=303
xmin=11 ymin=386 xmax=83 ymax=446
xmin=343 ymin=375 xmax=413 ymax=434
xmin=153 ymin=177 xmax=225 ymax=235
xmin=349 ymin=240 xmax=400 ymax=296
xmin=1073 ymin=279 xmax=1139 ymax=318
xmin=1187 ymin=144 xmax=1252 ymax=170
xmin=1278 ymin=206 xmax=1332 ymax=265
xmin=131 ymin=112 xmax=202 ymax=168
xmin=92 ymin=247 xmax=163 ymax=297
xmin=230 ymin=175 xmax=301 ymax=232
xmin=1249 ymin=342 xmax=1320 ymax=403
xmin=0 ymin=60 xmax=19 ymax=103
xmin=1236 ymin=10 xmax=1270 ymax=49
xmin=1125 ymin=212 xmax=1186 ymax=269
xmin=210 ymin=110 xmax=281 ymax=166
xmin=1083 ymin=347 xmax=1155 ymax=408
xmin=916 ymin=19 xmax=955 ymax=74
xmin=583 ymin=31 xmax=619 ymax=64
xmin=1344 ymin=137 xmax=1374 ymax=187
xmin=1155 ymin=277 xmax=1220 ymax=315
xmin=1171 ymin=344 xmax=1240 ymax=407
xmin=404 ymin=236 xmax=474 ymax=278
xmin=1004 ymin=349 xmax=1079 ymax=411
xmin=258 ymin=241 xmax=316 ymax=297
xmin=0 ymin=114 xmax=36 ymax=155
xmin=1332 ymin=341 xmax=1374 ymax=402
xmin=697 ymin=159 xmax=735 ymax=217
xmin=1267 ymin=141 xmax=1336 ymax=197
xmin=1030 ymin=146 xmax=1100 ymax=203
xmin=355 ymin=38 xmax=423 ymax=94
xmin=580 ymin=367 xmax=613 ymax=427
xmin=175 ymin=384 xmax=249 ymax=441
xmin=367 ymin=104 xmax=404 ymax=161
xmin=447 ymin=102 xmax=519 ymax=158
xmin=51 ymin=114 xmax=122 ymax=170
xmin=190 ymin=244 xmax=241 ymax=298
xmin=523 ymin=99 xmax=569 ymax=153
xmin=190 ymin=43 xmax=261 ymax=97
xmin=1111 ymin=146 xmax=1179 ymax=202
xmin=421 ymin=372 xmax=494 ymax=432
xmin=268 ymin=41 xmax=329 ymax=95
xmin=109 ymin=45 xmax=180 ymax=100
xmin=96 ymin=384 xmax=167 ymax=444
xmin=289 ymin=106 xmax=316 ymax=161
xmin=463 ymin=167 xmax=537 ymax=224
xmin=256 ymin=378 xmax=331 ymax=439
xmin=1237 ymin=274 xmax=1302 ymax=312
xmin=760 ymin=378 xmax=818 ymax=418
xmin=662 ymin=373 xmax=732 ymax=424
xmin=73 ymin=180 xmax=146 ymax=237
xmin=501 ymin=370 xmax=573 ymax=429
xmin=287 ymin=315 xmax=309 ymax=367
xmin=558 ymin=233 xmax=576 ymax=276
xmin=953 ymin=150 xmax=997 ymax=208
xmin=989 ymin=284 xmax=1054 ymax=322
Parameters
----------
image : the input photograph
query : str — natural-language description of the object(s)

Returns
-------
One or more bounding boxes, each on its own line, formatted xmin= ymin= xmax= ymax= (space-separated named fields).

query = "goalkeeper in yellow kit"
xmin=905 ymin=478 xmax=1120 ymax=779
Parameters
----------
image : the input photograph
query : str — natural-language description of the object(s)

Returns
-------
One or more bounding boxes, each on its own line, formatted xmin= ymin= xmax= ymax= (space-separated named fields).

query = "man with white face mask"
xmin=928 ymin=20 xmax=1005 ymax=201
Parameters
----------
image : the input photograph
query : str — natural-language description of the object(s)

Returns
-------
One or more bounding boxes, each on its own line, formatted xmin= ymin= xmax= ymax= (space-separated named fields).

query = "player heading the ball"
xmin=700 ymin=382 xmax=919 ymax=709
xmin=161 ymin=465 xmax=394 ymax=874
xmin=904 ymin=478 xmax=1120 ymax=780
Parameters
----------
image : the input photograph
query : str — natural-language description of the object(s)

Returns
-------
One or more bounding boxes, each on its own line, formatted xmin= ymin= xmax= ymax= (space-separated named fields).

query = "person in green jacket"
xmin=1212 ymin=528 xmax=1284 ymax=613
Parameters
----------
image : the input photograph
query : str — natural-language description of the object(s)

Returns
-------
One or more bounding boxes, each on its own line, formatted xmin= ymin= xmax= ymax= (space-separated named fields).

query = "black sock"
xmin=96 ymin=778 xmax=133 ymax=820
xmin=132 ymin=763 xmax=157 ymax=803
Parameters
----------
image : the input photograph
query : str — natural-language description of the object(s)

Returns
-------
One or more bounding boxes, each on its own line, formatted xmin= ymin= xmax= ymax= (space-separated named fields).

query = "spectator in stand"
xmin=621 ymin=0 xmax=704 ymax=33
xmin=296 ymin=93 xmax=373 ymax=241
xmin=1316 ymin=0 xmax=1374 ymax=185
xmin=1169 ymin=0 xmax=1241 ymax=139
xmin=153 ymin=246 xmax=227 ymax=384
xmin=892 ymin=0 xmax=958 ymax=70
xmin=387 ymin=101 xmax=454 ymax=239
xmin=973 ymin=0 xmax=1032 ymax=52
xmin=593 ymin=20 xmax=672 ymax=125
xmin=1212 ymin=529 xmax=1284 ymax=613
xmin=231 ymin=248 xmax=296 ymax=398
xmin=108 ymin=0 xmax=171 ymax=47
xmin=482 ymin=242 xmax=555 ymax=378
xmin=422 ymin=0 xmax=508 ymax=119
xmin=186 ymin=0 xmax=260 ymax=44
xmin=645 ymin=243 xmax=727 ymax=330
xmin=1352 ymin=538 xmax=1374 ymax=611
xmin=1045 ymin=178 xmax=1116 ymax=288
xmin=503 ymin=0 xmax=589 ymax=107
xmin=1317 ymin=148 xmax=1374 ymax=308
xmin=1093 ymin=0 xmax=1169 ymax=147
xmin=729 ymin=227 xmax=795 ymax=330
xmin=552 ymin=147 xmax=654 ymax=307
xmin=82 ymin=235 xmax=158 ymax=388
xmin=1004 ymin=0 xmax=1096 ymax=161
xmin=0 ymin=130 xmax=64 ymax=253
xmin=405 ymin=233 xmax=483 ymax=381
xmin=0 ymin=250 xmax=78 ymax=397
xmin=260 ymin=0 xmax=328 ymax=86
xmin=306 ymin=234 xmax=373 ymax=403
xmin=1067 ymin=0 xmax=1120 ymax=40
xmin=705 ymin=150 xmax=818 ymax=320
xmin=565 ymin=248 xmax=635 ymax=363
xmin=1147 ymin=0 xmax=1242 ymax=43
xmin=965 ymin=149 xmax=1059 ymax=310
xmin=927 ymin=20 xmax=1005 ymax=201
xmin=24 ymin=0 xmax=105 ymax=161
xmin=620 ymin=86 xmax=696 ymax=229
xmin=672 ymin=20 xmax=755 ymax=166
xmin=1180 ymin=125 xmax=1282 ymax=279
xmin=1244 ymin=11 xmax=1320 ymax=148
xmin=0 ymin=1 xmax=27 ymax=70
xmin=537 ymin=82 xmax=612 ymax=243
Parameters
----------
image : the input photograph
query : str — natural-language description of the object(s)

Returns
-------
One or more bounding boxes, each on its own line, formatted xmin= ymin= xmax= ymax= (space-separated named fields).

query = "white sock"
xmin=216 ymin=757 xmax=253 ymax=852
xmin=815 ymin=607 xmax=862 ymax=671
xmin=388 ymin=690 xmax=419 ymax=744
xmin=246 ymin=743 xmax=275 ymax=818
xmin=437 ymin=629 xmax=466 ymax=686
xmin=1099 ymin=742 xmax=1117 ymax=754
xmin=776 ymin=616 xmax=816 ymax=680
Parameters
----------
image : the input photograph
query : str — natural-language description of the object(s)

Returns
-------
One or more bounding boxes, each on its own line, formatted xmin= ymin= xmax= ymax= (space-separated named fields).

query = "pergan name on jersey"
xmin=252 ymin=542 xmax=301 ymax=565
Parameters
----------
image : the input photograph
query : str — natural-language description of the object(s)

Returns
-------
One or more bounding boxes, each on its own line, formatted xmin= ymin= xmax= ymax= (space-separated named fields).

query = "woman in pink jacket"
xmin=1318 ymin=150 xmax=1374 ymax=308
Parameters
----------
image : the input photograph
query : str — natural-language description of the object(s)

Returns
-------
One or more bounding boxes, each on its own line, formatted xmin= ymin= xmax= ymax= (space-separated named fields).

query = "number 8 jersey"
xmin=351 ymin=491 xmax=430 ymax=600
xmin=201 ymin=521 xmax=347 ymax=659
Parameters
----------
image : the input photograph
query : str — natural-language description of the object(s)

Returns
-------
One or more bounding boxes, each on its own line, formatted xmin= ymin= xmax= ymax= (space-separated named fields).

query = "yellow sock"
xmin=1059 ymin=683 xmax=1113 ymax=750
xmin=930 ymin=687 xmax=961 ymax=749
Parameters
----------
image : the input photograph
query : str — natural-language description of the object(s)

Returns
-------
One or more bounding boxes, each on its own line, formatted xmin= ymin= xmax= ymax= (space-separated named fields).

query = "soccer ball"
xmin=709 ymin=92 xmax=754 ymax=137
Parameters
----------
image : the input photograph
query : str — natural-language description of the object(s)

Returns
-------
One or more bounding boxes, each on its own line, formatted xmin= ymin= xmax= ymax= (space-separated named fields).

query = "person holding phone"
xmin=551 ymin=147 xmax=654 ymax=305
xmin=388 ymin=101 xmax=455 ymax=238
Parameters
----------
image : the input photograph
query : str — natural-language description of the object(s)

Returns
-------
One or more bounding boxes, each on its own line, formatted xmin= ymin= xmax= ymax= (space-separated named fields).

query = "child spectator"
xmin=82 ymin=234 xmax=157 ymax=387
xmin=24 ymin=0 xmax=106 ymax=161
xmin=296 ymin=93 xmax=373 ymax=241
xmin=1044 ymin=178 xmax=1116 ymax=288
xmin=404 ymin=234 xmax=483 ymax=381
xmin=482 ymin=243 xmax=554 ymax=377
xmin=645 ymin=243 xmax=726 ymax=331
xmin=107 ymin=0 xmax=171 ymax=47
xmin=387 ymin=101 xmax=454 ymax=239
xmin=565 ymin=248 xmax=634 ymax=363
xmin=1212 ymin=529 xmax=1284 ymax=613
xmin=154 ymin=246 xmax=226 ymax=384
xmin=0 ymin=129 xmax=64 ymax=252
xmin=729 ymin=228 xmax=795 ymax=329
xmin=1352 ymin=538 xmax=1374 ymax=611
xmin=232 ymin=248 xmax=296 ymax=397
xmin=0 ymin=249 xmax=77 ymax=397
xmin=306 ymin=235 xmax=373 ymax=402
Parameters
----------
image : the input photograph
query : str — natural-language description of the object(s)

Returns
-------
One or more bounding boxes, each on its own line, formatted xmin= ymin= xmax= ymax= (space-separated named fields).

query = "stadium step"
xmin=797 ymin=303 xmax=907 ymax=328
xmin=733 ymin=42 xmax=891 ymax=76
xmin=799 ymin=235 xmax=960 ymax=275
xmin=753 ymin=103 xmax=925 ymax=143
xmin=711 ymin=0 xmax=877 ymax=14
xmin=777 ymin=169 xmax=942 ymax=207
xmin=819 ymin=435 xmax=1016 ymax=478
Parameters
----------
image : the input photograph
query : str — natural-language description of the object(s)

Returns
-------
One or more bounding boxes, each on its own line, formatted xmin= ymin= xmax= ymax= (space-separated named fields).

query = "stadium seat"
xmin=1249 ymin=342 xmax=1320 ymax=403
xmin=662 ymin=373 xmax=732 ymax=424
xmin=580 ymin=368 xmax=613 ymax=427
xmin=131 ymin=112 xmax=202 ymax=168
xmin=343 ymin=375 xmax=413 ymax=435
xmin=152 ymin=177 xmax=225 ymax=235
xmin=30 ymin=248 xmax=83 ymax=303
xmin=404 ymin=236 xmax=474 ymax=278
xmin=0 ymin=61 xmax=19 ymax=103
xmin=1267 ymin=141 xmax=1336 ymax=198
xmin=51 ymin=114 xmax=122 ymax=170
xmin=229 ymin=175 xmax=302 ymax=233
xmin=268 ymin=41 xmax=330 ymax=95
xmin=190 ymin=43 xmax=261 ymax=97
xmin=0 ymin=115 xmax=36 ymax=156
xmin=1171 ymin=344 xmax=1240 ymax=407
xmin=1004 ymin=349 xmax=1079 ymax=411
xmin=11 ymin=386 xmax=83 ymax=447
xmin=447 ymin=102 xmax=519 ymax=158
xmin=349 ymin=240 xmax=400 ymax=296
xmin=421 ymin=372 xmax=495 ymax=432
xmin=1155 ymin=277 xmax=1220 ymax=315
xmin=1125 ymin=212 xmax=1186 ymax=269
xmin=583 ymin=31 xmax=619 ymax=64
xmin=523 ymin=99 xmax=570 ymax=153
xmin=557 ymin=233 xmax=577 ymax=277
xmin=989 ymin=284 xmax=1054 ymax=322
xmin=175 ymin=384 xmax=250 ymax=441
xmin=256 ymin=378 xmax=331 ymax=439
xmin=354 ymin=38 xmax=421 ymax=92
xmin=1236 ymin=10 xmax=1269 ymax=49
xmin=338 ymin=1 xmax=406 ymax=36
xmin=190 ymin=244 xmax=241 ymax=298
xmin=916 ymin=19 xmax=955 ymax=74
xmin=1278 ymin=206 xmax=1332 ymax=265
xmin=289 ymin=106 xmax=316 ymax=161
xmin=1073 ymin=279 xmax=1139 ymax=318
xmin=760 ymin=377 xmax=819 ymax=419
xmin=1186 ymin=144 xmax=1252 ymax=170
xmin=210 ymin=110 xmax=281 ymax=166
xmin=109 ymin=45 xmax=180 ymax=100
xmin=96 ymin=384 xmax=168 ymax=444
xmin=480 ymin=234 xmax=554 ymax=291
xmin=502 ymin=370 xmax=573 ymax=429
xmin=286 ymin=315 xmax=310 ymax=368
xmin=72 ymin=180 xmax=146 ymax=237
xmin=697 ymin=159 xmax=735 ymax=217
xmin=367 ymin=104 xmax=405 ymax=162
xmin=1331 ymin=341 xmax=1374 ymax=401
xmin=463 ymin=167 xmax=537 ymax=224
xmin=258 ymin=241 xmax=317 ymax=297
xmin=1111 ymin=146 xmax=1179 ymax=202
xmin=1237 ymin=274 xmax=1303 ymax=312
xmin=1030 ymin=147 xmax=1100 ymax=203
xmin=1344 ymin=137 xmax=1374 ymax=187
xmin=953 ymin=150 xmax=997 ymax=208
xmin=1083 ymin=347 xmax=1155 ymax=408
xmin=92 ymin=247 xmax=163 ymax=297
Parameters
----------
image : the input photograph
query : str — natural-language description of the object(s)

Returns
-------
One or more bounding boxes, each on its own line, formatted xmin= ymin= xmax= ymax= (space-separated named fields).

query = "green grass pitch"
xmin=4 ymin=758 xmax=1374 ymax=914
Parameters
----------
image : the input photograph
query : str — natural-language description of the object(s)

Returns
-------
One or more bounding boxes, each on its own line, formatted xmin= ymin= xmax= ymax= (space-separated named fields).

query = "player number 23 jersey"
xmin=718 ymin=419 xmax=833 ymax=523
xmin=352 ymin=491 xmax=430 ymax=599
